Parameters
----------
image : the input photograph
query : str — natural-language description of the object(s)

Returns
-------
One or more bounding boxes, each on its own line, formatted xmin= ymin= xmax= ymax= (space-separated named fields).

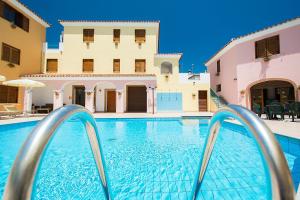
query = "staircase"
xmin=210 ymin=89 xmax=227 ymax=108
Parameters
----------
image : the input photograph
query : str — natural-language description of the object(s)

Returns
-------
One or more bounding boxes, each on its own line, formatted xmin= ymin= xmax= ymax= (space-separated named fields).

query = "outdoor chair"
xmin=266 ymin=103 xmax=284 ymax=120
xmin=289 ymin=102 xmax=300 ymax=122
xmin=252 ymin=103 xmax=262 ymax=117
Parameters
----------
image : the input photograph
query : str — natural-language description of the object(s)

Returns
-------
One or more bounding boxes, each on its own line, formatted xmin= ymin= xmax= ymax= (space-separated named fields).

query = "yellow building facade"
xmin=0 ymin=0 xmax=49 ymax=110
xmin=26 ymin=20 xmax=210 ymax=113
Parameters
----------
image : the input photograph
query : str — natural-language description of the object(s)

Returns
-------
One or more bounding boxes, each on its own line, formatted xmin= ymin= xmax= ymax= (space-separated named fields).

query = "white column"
xmin=85 ymin=90 xmax=95 ymax=113
xmin=23 ymin=87 xmax=32 ymax=114
xmin=116 ymin=89 xmax=124 ymax=113
xmin=53 ymin=90 xmax=64 ymax=110
xmin=147 ymin=88 xmax=154 ymax=114
xmin=153 ymin=88 xmax=157 ymax=113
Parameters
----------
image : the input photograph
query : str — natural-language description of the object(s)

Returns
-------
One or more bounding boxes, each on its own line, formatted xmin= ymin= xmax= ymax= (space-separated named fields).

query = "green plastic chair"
xmin=267 ymin=102 xmax=284 ymax=120
xmin=252 ymin=102 xmax=262 ymax=117
xmin=290 ymin=102 xmax=300 ymax=122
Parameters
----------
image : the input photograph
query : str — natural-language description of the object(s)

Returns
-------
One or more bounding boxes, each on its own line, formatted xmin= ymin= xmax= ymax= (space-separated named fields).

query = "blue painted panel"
xmin=157 ymin=93 xmax=182 ymax=111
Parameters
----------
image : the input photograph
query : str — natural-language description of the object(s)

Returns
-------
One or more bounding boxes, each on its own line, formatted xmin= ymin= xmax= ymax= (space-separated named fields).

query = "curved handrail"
xmin=3 ymin=105 xmax=112 ymax=200
xmin=191 ymin=104 xmax=295 ymax=199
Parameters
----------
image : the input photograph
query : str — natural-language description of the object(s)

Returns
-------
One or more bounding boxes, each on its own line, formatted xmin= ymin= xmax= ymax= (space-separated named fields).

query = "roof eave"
xmin=205 ymin=17 xmax=300 ymax=66
xmin=9 ymin=0 xmax=50 ymax=27
xmin=58 ymin=20 xmax=160 ymax=27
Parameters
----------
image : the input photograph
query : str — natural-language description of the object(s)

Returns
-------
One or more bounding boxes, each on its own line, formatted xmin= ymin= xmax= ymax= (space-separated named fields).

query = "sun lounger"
xmin=0 ymin=105 xmax=23 ymax=119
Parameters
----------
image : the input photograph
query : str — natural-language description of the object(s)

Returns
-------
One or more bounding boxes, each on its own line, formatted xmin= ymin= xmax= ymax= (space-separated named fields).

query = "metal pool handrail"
xmin=191 ymin=104 xmax=295 ymax=200
xmin=3 ymin=105 xmax=112 ymax=200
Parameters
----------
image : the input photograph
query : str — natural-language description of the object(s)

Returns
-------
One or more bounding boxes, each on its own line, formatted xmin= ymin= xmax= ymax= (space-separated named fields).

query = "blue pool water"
xmin=0 ymin=118 xmax=299 ymax=199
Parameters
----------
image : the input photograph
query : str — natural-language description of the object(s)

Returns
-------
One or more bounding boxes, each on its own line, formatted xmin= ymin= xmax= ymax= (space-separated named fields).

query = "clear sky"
xmin=22 ymin=0 xmax=300 ymax=73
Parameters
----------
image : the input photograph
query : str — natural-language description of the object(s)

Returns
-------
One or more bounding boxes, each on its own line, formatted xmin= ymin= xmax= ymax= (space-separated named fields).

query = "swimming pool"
xmin=0 ymin=118 xmax=299 ymax=199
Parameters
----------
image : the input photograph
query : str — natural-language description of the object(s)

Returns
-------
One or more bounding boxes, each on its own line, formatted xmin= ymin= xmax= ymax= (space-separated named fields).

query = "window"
xmin=135 ymin=59 xmax=146 ymax=72
xmin=113 ymin=29 xmax=120 ymax=43
xmin=1 ymin=43 xmax=20 ymax=65
xmin=135 ymin=29 xmax=146 ymax=43
xmin=255 ymin=35 xmax=280 ymax=59
xmin=0 ymin=85 xmax=18 ymax=103
xmin=161 ymin=62 xmax=172 ymax=74
xmin=83 ymin=59 xmax=94 ymax=72
xmin=83 ymin=29 xmax=94 ymax=42
xmin=216 ymin=84 xmax=221 ymax=92
xmin=113 ymin=59 xmax=120 ymax=73
xmin=217 ymin=60 xmax=221 ymax=73
xmin=46 ymin=59 xmax=58 ymax=72
xmin=0 ymin=1 xmax=29 ymax=32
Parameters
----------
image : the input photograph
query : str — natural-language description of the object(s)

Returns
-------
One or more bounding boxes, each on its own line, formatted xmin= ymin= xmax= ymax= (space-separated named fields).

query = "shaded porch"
xmin=22 ymin=74 xmax=157 ymax=114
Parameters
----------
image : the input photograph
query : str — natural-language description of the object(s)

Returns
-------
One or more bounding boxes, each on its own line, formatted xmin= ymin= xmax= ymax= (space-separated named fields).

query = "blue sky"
xmin=22 ymin=0 xmax=300 ymax=73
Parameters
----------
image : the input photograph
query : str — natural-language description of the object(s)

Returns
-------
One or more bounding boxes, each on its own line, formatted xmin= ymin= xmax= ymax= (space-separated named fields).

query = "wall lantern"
xmin=165 ymin=74 xmax=169 ymax=80
xmin=192 ymin=93 xmax=196 ymax=98
xmin=240 ymin=90 xmax=246 ymax=96
xmin=86 ymin=91 xmax=92 ymax=96
xmin=54 ymin=91 xmax=59 ymax=96
xmin=118 ymin=91 xmax=122 ymax=96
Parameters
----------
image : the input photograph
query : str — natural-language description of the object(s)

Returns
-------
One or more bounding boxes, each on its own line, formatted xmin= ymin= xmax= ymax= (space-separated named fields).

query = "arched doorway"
xmin=250 ymin=80 xmax=295 ymax=112
xmin=93 ymin=82 xmax=116 ymax=112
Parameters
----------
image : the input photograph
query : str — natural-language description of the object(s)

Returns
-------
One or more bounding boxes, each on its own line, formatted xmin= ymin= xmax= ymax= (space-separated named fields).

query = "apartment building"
xmin=25 ymin=20 xmax=210 ymax=113
xmin=0 ymin=0 xmax=49 ymax=110
xmin=206 ymin=17 xmax=300 ymax=111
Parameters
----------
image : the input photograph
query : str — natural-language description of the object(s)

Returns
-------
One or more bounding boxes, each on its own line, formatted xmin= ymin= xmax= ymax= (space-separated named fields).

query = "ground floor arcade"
xmin=23 ymin=74 xmax=156 ymax=113
xmin=20 ymin=74 xmax=211 ymax=114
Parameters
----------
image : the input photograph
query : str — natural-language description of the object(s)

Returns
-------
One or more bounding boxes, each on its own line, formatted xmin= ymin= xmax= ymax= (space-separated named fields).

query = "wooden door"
xmin=106 ymin=90 xmax=116 ymax=112
xmin=198 ymin=91 xmax=208 ymax=112
xmin=127 ymin=86 xmax=147 ymax=112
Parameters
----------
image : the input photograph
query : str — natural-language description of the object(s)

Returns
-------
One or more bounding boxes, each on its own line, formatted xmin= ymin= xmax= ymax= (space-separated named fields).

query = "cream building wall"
xmin=44 ymin=22 xmax=159 ymax=74
xmin=154 ymin=55 xmax=210 ymax=112
xmin=0 ymin=0 xmax=48 ymax=110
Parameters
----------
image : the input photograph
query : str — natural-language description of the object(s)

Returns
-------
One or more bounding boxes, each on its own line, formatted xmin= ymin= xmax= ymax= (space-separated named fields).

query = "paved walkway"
xmin=0 ymin=112 xmax=299 ymax=139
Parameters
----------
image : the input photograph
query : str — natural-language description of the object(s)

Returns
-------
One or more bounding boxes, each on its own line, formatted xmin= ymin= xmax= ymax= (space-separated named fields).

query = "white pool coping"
xmin=0 ymin=112 xmax=299 ymax=139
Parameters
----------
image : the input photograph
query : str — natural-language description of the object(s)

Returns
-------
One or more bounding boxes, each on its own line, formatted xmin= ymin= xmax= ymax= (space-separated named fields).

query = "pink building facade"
xmin=206 ymin=17 xmax=300 ymax=111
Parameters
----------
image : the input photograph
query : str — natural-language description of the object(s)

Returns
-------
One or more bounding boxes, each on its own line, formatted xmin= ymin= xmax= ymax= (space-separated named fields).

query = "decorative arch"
xmin=161 ymin=61 xmax=173 ymax=74
xmin=245 ymin=78 xmax=298 ymax=109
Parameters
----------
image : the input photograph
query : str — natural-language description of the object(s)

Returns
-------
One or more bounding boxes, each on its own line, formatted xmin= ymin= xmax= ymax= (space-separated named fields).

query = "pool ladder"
xmin=3 ymin=104 xmax=297 ymax=199
xmin=3 ymin=105 xmax=112 ymax=200
xmin=191 ymin=104 xmax=296 ymax=199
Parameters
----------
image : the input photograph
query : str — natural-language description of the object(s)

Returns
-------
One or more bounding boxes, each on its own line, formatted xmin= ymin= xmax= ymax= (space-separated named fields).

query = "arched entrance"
xmin=250 ymin=80 xmax=296 ymax=112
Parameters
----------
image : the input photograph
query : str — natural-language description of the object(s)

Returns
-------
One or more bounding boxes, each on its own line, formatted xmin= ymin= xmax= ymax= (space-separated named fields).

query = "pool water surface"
xmin=0 ymin=118 xmax=299 ymax=199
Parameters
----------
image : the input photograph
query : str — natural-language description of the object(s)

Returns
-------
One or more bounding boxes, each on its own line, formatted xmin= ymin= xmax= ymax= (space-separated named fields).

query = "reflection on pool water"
xmin=0 ymin=118 xmax=299 ymax=199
